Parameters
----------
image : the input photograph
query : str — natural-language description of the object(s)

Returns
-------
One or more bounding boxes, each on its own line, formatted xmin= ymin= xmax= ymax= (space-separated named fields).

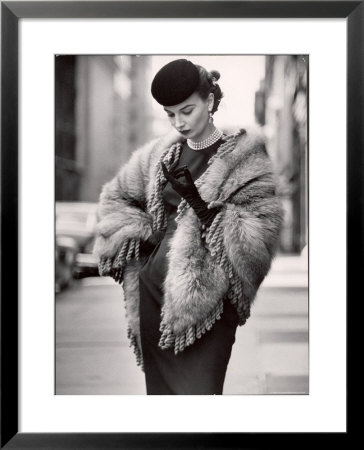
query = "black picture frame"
xmin=1 ymin=1 xmax=358 ymax=448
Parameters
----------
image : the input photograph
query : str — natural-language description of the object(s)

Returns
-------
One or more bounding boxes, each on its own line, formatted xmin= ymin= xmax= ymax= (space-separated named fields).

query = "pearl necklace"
xmin=187 ymin=128 xmax=223 ymax=151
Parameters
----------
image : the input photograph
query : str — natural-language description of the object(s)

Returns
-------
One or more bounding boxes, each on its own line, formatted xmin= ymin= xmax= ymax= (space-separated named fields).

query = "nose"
xmin=174 ymin=114 xmax=185 ymax=130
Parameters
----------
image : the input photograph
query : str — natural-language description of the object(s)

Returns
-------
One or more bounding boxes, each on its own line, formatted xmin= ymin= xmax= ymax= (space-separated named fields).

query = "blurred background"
xmin=55 ymin=55 xmax=308 ymax=395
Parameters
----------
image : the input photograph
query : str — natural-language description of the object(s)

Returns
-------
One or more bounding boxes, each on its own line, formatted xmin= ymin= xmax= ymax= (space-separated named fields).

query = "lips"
xmin=179 ymin=130 xmax=191 ymax=135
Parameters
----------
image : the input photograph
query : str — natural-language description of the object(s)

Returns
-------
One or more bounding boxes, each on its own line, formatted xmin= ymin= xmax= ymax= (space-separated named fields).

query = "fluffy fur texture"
xmin=94 ymin=127 xmax=283 ymax=365
xmin=162 ymin=208 xmax=229 ymax=335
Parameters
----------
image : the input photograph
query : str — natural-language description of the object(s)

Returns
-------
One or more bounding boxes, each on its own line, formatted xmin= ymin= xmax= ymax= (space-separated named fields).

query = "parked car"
xmin=55 ymin=236 xmax=78 ymax=293
xmin=56 ymin=202 xmax=99 ymax=279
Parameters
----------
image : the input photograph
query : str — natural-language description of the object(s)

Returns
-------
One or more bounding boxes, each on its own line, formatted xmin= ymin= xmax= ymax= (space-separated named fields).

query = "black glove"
xmin=161 ymin=162 xmax=221 ymax=228
xmin=139 ymin=230 xmax=164 ymax=256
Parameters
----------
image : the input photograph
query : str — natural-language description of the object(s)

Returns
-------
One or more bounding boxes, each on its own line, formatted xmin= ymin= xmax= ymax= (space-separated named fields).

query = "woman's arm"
xmin=93 ymin=140 xmax=159 ymax=262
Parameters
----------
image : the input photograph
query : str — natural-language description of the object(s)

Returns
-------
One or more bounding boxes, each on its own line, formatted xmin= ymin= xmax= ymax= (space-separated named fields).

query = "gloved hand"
xmin=161 ymin=162 xmax=221 ymax=228
xmin=140 ymin=230 xmax=165 ymax=256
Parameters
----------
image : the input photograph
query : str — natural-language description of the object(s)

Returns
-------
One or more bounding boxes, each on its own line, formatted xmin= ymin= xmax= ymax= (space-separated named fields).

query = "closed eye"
xmin=164 ymin=107 xmax=194 ymax=117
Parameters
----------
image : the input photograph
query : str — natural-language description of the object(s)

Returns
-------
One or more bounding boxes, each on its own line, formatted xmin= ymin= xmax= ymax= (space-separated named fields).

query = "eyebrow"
xmin=164 ymin=104 xmax=195 ymax=113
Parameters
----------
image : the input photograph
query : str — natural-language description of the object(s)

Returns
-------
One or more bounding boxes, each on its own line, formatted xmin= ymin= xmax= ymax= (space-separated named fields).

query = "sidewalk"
xmin=225 ymin=253 xmax=308 ymax=394
xmin=56 ymin=253 xmax=308 ymax=395
xmin=262 ymin=252 xmax=308 ymax=288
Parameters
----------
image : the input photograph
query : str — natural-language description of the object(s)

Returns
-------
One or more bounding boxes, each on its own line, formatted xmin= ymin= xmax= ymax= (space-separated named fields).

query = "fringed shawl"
xmin=94 ymin=128 xmax=283 ymax=369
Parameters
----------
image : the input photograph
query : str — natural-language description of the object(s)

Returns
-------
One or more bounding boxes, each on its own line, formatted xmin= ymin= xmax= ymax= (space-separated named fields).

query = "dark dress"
xmin=139 ymin=139 xmax=239 ymax=395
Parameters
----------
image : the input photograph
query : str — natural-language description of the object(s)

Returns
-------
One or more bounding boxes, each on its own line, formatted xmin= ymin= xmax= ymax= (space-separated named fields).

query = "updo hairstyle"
xmin=194 ymin=65 xmax=224 ymax=115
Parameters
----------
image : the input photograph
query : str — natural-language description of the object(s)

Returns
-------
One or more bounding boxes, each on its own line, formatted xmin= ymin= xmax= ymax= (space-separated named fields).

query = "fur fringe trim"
xmin=99 ymin=240 xmax=145 ymax=369
xmin=158 ymin=299 xmax=224 ymax=355
xmin=205 ymin=211 xmax=252 ymax=326
xmin=148 ymin=143 xmax=184 ymax=233
xmin=127 ymin=327 xmax=144 ymax=371
xmin=226 ymin=262 xmax=251 ymax=326
xmin=98 ymin=238 xmax=140 ymax=284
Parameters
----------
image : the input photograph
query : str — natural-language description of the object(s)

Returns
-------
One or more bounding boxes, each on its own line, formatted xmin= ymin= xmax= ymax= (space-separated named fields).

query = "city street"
xmin=56 ymin=254 xmax=308 ymax=395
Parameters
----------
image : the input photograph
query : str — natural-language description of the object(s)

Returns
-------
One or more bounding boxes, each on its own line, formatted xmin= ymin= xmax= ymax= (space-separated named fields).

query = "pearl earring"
xmin=209 ymin=111 xmax=213 ymax=123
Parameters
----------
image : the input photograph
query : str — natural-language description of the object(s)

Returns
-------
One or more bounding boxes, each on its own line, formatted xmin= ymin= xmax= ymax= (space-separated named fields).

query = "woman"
xmin=94 ymin=59 xmax=283 ymax=395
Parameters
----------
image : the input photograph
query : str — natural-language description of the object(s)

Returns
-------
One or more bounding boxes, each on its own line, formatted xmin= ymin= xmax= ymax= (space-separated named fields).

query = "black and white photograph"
xmin=2 ymin=0 xmax=354 ymax=442
xmin=55 ymin=54 xmax=308 ymax=396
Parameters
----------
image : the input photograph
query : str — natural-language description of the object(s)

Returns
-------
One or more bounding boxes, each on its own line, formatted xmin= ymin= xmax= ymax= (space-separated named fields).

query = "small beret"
xmin=151 ymin=59 xmax=200 ymax=106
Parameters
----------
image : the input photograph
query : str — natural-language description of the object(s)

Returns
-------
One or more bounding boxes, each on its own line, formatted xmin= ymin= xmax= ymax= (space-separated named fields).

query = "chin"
xmin=188 ymin=131 xmax=201 ymax=141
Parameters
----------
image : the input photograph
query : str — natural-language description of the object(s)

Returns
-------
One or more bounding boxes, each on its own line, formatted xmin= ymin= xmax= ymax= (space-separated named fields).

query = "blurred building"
xmin=56 ymin=55 xmax=152 ymax=202
xmin=255 ymin=55 xmax=308 ymax=254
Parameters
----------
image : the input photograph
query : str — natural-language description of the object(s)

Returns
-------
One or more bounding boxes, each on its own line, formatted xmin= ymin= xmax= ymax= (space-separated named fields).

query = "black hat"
xmin=151 ymin=59 xmax=200 ymax=106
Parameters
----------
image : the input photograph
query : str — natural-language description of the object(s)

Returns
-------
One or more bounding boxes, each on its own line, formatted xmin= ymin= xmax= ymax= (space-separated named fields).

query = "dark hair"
xmin=194 ymin=65 xmax=224 ymax=115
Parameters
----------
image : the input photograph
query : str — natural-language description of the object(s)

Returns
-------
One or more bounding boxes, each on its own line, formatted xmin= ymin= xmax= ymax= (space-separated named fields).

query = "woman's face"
xmin=163 ymin=92 xmax=214 ymax=142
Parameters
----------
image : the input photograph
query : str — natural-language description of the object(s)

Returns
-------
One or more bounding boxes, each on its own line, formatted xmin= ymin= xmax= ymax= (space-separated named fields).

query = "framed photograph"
xmin=2 ymin=1 xmax=358 ymax=447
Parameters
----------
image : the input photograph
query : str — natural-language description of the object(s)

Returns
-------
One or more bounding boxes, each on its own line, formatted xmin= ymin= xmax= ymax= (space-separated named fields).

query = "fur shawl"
xmin=94 ymin=128 xmax=283 ymax=367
